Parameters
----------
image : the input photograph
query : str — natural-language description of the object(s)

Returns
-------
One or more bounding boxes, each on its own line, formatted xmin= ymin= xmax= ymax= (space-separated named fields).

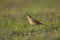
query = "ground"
xmin=0 ymin=0 xmax=60 ymax=40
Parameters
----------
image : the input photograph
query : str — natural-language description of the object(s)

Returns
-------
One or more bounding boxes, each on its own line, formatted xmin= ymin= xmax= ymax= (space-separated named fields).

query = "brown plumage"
xmin=26 ymin=14 xmax=43 ymax=26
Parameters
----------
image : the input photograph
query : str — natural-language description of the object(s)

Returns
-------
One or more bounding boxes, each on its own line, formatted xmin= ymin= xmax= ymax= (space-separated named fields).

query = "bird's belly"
xmin=28 ymin=18 xmax=35 ymax=25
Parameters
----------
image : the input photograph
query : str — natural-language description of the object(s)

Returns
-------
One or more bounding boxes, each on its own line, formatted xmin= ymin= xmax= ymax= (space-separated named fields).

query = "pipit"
xmin=26 ymin=14 xmax=43 ymax=26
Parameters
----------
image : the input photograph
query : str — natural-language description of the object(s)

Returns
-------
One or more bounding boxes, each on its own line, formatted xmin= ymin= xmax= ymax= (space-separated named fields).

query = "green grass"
xmin=0 ymin=0 xmax=60 ymax=40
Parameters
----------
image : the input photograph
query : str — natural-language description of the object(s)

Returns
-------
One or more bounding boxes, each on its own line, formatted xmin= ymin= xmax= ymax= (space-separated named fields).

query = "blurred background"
xmin=0 ymin=0 xmax=60 ymax=40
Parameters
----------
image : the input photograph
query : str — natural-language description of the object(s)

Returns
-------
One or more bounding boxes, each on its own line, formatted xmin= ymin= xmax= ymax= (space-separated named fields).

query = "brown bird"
xmin=26 ymin=14 xmax=43 ymax=26
xmin=26 ymin=14 xmax=53 ymax=32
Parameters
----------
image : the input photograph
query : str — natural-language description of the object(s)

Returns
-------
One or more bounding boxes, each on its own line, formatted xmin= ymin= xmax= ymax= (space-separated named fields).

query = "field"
xmin=0 ymin=0 xmax=60 ymax=40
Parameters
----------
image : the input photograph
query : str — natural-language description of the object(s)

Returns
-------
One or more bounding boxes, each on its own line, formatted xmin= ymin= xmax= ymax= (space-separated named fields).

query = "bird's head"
xmin=26 ymin=14 xmax=33 ymax=19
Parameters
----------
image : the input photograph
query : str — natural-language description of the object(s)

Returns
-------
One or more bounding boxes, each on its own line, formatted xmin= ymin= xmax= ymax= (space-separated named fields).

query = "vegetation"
xmin=0 ymin=0 xmax=60 ymax=40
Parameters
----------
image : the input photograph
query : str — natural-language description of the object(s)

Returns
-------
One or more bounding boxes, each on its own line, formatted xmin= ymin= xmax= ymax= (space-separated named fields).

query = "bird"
xmin=26 ymin=14 xmax=43 ymax=26
xmin=26 ymin=14 xmax=53 ymax=33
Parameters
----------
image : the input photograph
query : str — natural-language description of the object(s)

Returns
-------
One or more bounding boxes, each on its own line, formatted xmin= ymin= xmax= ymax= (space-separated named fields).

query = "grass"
xmin=0 ymin=0 xmax=60 ymax=40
